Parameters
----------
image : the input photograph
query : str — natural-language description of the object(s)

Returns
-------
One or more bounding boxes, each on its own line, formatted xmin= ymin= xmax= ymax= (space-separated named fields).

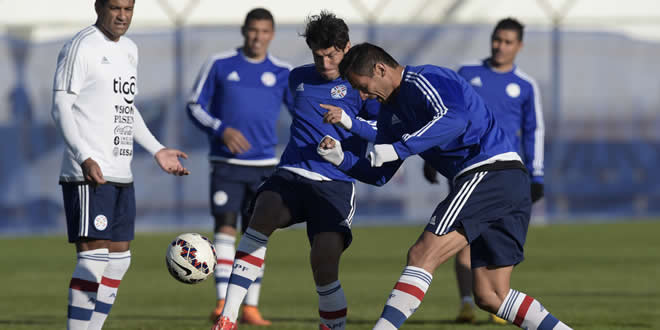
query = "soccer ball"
xmin=165 ymin=233 xmax=217 ymax=284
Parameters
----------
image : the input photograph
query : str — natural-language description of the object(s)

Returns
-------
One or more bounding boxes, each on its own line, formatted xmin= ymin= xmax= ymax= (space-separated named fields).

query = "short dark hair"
xmin=301 ymin=11 xmax=349 ymax=51
xmin=493 ymin=18 xmax=524 ymax=41
xmin=244 ymin=8 xmax=274 ymax=28
xmin=96 ymin=0 xmax=135 ymax=7
xmin=339 ymin=42 xmax=399 ymax=78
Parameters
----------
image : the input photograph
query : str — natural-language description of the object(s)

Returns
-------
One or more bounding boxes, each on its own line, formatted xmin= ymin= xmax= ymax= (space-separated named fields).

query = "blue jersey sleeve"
xmin=392 ymin=73 xmax=468 ymax=159
xmin=347 ymin=99 xmax=379 ymax=142
xmin=187 ymin=60 xmax=225 ymax=137
xmin=521 ymin=82 xmax=544 ymax=183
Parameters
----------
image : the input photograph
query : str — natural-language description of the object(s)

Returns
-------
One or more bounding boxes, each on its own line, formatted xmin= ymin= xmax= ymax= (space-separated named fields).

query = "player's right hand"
xmin=222 ymin=127 xmax=251 ymax=154
xmin=423 ymin=161 xmax=438 ymax=184
xmin=317 ymin=135 xmax=344 ymax=166
xmin=81 ymin=158 xmax=107 ymax=185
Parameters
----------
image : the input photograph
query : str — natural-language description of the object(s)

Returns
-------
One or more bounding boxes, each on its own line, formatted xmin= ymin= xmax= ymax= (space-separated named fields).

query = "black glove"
xmin=423 ymin=161 xmax=438 ymax=184
xmin=531 ymin=182 xmax=544 ymax=203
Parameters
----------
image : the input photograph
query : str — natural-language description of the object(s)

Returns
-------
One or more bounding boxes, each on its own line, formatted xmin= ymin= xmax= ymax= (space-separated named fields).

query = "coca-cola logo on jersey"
xmin=113 ymin=76 xmax=136 ymax=104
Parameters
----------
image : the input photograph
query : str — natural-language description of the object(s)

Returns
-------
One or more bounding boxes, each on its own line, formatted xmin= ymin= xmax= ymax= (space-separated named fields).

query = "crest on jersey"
xmin=506 ymin=83 xmax=521 ymax=98
xmin=261 ymin=72 xmax=276 ymax=87
xmin=94 ymin=215 xmax=108 ymax=231
xmin=331 ymin=84 xmax=347 ymax=99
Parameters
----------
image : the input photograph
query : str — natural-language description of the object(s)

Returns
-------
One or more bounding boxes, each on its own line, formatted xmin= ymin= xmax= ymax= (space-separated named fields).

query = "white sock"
xmin=214 ymin=233 xmax=236 ymax=300
xmin=87 ymin=251 xmax=131 ymax=330
xmin=497 ymin=289 xmax=572 ymax=330
xmin=221 ymin=228 xmax=268 ymax=322
xmin=374 ymin=266 xmax=432 ymax=330
xmin=67 ymin=248 xmax=108 ymax=330
xmin=244 ymin=263 xmax=265 ymax=306
xmin=317 ymin=280 xmax=347 ymax=330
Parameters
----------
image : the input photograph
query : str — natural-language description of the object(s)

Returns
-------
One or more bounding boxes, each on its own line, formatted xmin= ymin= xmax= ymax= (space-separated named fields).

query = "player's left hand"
xmin=423 ymin=160 xmax=438 ymax=184
xmin=154 ymin=148 xmax=190 ymax=176
xmin=320 ymin=104 xmax=352 ymax=131
xmin=368 ymin=144 xmax=398 ymax=167
xmin=317 ymin=135 xmax=344 ymax=166
xmin=531 ymin=182 xmax=544 ymax=203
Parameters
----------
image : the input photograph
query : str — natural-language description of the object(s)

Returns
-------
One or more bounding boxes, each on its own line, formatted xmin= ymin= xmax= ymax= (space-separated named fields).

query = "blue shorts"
xmin=425 ymin=168 xmax=531 ymax=268
xmin=256 ymin=169 xmax=356 ymax=249
xmin=210 ymin=162 xmax=274 ymax=217
xmin=61 ymin=183 xmax=136 ymax=243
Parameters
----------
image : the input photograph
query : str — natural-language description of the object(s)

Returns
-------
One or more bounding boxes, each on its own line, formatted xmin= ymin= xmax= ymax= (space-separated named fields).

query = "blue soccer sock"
xmin=67 ymin=249 xmax=108 ymax=330
xmin=373 ymin=266 xmax=432 ymax=329
xmin=87 ymin=250 xmax=131 ymax=330
xmin=497 ymin=289 xmax=572 ymax=330
xmin=221 ymin=228 xmax=268 ymax=322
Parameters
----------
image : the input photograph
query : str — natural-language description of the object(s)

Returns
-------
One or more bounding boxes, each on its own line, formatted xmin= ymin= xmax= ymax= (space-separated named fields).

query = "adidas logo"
xmin=429 ymin=215 xmax=436 ymax=225
xmin=101 ymin=56 xmax=110 ymax=64
xmin=470 ymin=76 xmax=482 ymax=87
xmin=227 ymin=71 xmax=240 ymax=81
xmin=296 ymin=83 xmax=304 ymax=91
xmin=391 ymin=114 xmax=401 ymax=124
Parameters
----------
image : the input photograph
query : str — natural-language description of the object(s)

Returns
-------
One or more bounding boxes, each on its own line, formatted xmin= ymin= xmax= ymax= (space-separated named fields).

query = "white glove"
xmin=337 ymin=109 xmax=353 ymax=131
xmin=317 ymin=135 xmax=344 ymax=166
xmin=368 ymin=144 xmax=398 ymax=167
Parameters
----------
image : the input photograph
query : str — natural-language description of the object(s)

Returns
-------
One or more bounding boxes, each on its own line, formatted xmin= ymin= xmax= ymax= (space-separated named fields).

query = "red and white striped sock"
xmin=67 ymin=248 xmax=108 ymax=330
xmin=317 ymin=280 xmax=347 ymax=329
xmin=221 ymin=228 xmax=268 ymax=322
xmin=213 ymin=233 xmax=236 ymax=300
xmin=87 ymin=250 xmax=131 ymax=330
xmin=497 ymin=289 xmax=572 ymax=330
xmin=374 ymin=266 xmax=433 ymax=329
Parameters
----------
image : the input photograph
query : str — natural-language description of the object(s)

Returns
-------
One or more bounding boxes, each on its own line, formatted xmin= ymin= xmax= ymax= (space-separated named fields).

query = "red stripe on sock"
xmin=514 ymin=295 xmax=534 ymax=326
xmin=101 ymin=276 xmax=121 ymax=288
xmin=319 ymin=308 xmax=347 ymax=319
xmin=217 ymin=259 xmax=234 ymax=265
xmin=235 ymin=251 xmax=264 ymax=267
xmin=394 ymin=282 xmax=425 ymax=301
xmin=69 ymin=278 xmax=99 ymax=292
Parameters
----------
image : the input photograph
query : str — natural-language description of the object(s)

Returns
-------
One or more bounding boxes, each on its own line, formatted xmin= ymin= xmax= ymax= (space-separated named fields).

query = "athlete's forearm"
xmin=51 ymin=91 xmax=94 ymax=164
xmin=133 ymin=106 xmax=165 ymax=155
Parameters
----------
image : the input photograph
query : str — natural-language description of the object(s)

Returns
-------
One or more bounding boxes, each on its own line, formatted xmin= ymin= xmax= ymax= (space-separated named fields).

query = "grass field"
xmin=1 ymin=221 xmax=659 ymax=329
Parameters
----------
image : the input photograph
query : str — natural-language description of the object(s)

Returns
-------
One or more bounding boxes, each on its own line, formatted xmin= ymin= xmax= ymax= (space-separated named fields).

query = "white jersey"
xmin=53 ymin=26 xmax=150 ymax=184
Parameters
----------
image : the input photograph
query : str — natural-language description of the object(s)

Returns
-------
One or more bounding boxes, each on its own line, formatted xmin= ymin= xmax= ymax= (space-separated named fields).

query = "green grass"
xmin=1 ymin=221 xmax=659 ymax=329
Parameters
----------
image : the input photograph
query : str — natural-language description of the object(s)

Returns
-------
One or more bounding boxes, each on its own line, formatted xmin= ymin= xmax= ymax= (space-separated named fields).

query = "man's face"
xmin=95 ymin=0 xmax=134 ymax=41
xmin=490 ymin=29 xmax=522 ymax=68
xmin=242 ymin=19 xmax=274 ymax=59
xmin=312 ymin=43 xmax=349 ymax=81
xmin=347 ymin=68 xmax=392 ymax=103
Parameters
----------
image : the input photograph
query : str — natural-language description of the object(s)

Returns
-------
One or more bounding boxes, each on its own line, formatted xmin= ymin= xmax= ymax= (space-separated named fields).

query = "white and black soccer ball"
xmin=165 ymin=233 xmax=217 ymax=284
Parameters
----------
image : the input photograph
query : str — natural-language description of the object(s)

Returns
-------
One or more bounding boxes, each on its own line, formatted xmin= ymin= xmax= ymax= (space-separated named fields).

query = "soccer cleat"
xmin=240 ymin=305 xmax=272 ymax=326
xmin=455 ymin=302 xmax=476 ymax=323
xmin=489 ymin=313 xmax=508 ymax=325
xmin=212 ymin=316 xmax=237 ymax=330
xmin=209 ymin=299 xmax=225 ymax=323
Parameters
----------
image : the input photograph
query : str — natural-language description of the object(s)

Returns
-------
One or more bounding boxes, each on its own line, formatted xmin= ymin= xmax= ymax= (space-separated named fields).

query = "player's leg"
xmin=373 ymin=230 xmax=467 ymax=330
xmin=306 ymin=180 xmax=356 ymax=330
xmin=62 ymin=183 xmax=113 ymax=330
xmin=453 ymin=246 xmax=476 ymax=323
xmin=88 ymin=184 xmax=136 ymax=330
xmin=219 ymin=171 xmax=295 ymax=325
xmin=239 ymin=166 xmax=275 ymax=326
xmin=472 ymin=266 xmax=572 ymax=329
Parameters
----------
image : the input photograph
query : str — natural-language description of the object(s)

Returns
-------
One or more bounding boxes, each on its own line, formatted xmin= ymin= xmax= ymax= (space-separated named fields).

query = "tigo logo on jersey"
xmin=113 ymin=76 xmax=136 ymax=104
xmin=261 ymin=72 xmax=276 ymax=87
xmin=506 ymin=83 xmax=521 ymax=98
xmin=94 ymin=215 xmax=108 ymax=231
xmin=331 ymin=84 xmax=347 ymax=99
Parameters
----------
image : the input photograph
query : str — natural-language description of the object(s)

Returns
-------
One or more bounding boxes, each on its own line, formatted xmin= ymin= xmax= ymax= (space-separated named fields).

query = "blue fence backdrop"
xmin=1 ymin=23 xmax=659 ymax=236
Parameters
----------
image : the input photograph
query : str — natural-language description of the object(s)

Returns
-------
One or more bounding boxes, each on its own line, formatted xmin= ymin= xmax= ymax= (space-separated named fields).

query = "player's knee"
xmin=473 ymin=288 xmax=502 ymax=313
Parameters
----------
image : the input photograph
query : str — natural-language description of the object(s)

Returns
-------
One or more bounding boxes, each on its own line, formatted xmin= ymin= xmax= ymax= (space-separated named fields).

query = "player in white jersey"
xmin=51 ymin=1 xmax=189 ymax=329
xmin=423 ymin=18 xmax=545 ymax=324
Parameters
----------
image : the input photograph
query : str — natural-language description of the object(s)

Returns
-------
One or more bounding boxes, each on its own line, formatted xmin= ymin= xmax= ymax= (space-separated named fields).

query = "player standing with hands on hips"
xmin=423 ymin=18 xmax=545 ymax=324
xmin=318 ymin=43 xmax=570 ymax=330
xmin=187 ymin=8 xmax=293 ymax=326
xmin=51 ymin=1 xmax=189 ymax=329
